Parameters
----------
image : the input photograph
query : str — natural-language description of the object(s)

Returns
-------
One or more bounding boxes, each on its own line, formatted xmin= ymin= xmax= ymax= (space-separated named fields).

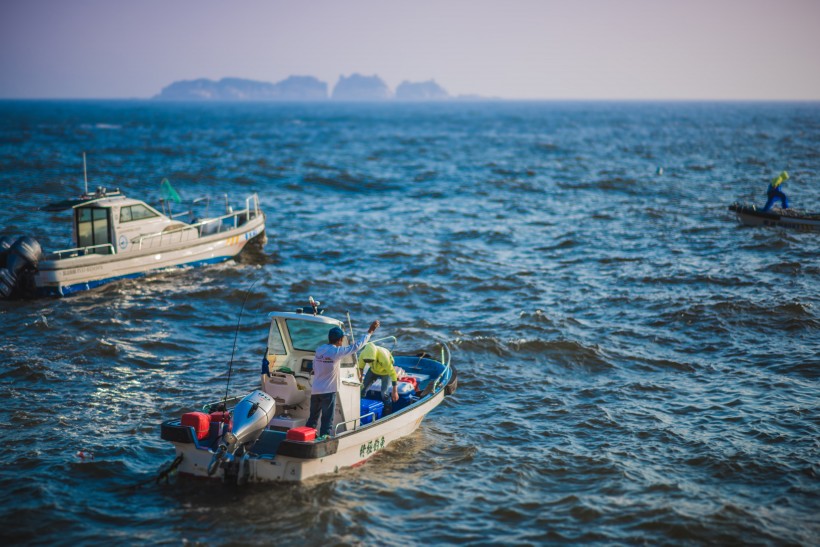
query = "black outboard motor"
xmin=0 ymin=236 xmax=43 ymax=299
xmin=0 ymin=235 xmax=14 ymax=268
xmin=0 ymin=269 xmax=15 ymax=299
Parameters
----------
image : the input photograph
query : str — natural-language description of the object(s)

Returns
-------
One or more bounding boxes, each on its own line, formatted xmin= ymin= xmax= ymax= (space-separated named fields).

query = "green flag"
xmin=160 ymin=178 xmax=182 ymax=203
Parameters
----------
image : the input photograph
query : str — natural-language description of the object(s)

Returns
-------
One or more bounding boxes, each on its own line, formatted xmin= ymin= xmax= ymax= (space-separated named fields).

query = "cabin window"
xmin=77 ymin=209 xmax=93 ymax=247
xmin=119 ymin=204 xmax=158 ymax=223
xmin=267 ymin=322 xmax=287 ymax=355
xmin=93 ymin=209 xmax=108 ymax=243
xmin=76 ymin=207 xmax=111 ymax=253
xmin=286 ymin=320 xmax=340 ymax=353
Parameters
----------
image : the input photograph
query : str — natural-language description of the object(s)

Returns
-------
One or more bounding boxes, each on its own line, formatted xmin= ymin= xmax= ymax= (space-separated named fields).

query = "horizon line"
xmin=2 ymin=97 xmax=820 ymax=103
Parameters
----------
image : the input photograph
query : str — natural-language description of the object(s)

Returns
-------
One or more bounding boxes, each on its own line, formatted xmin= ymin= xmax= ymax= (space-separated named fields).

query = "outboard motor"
xmin=207 ymin=390 xmax=275 ymax=483
xmin=6 ymin=236 xmax=43 ymax=275
xmin=0 ymin=269 xmax=15 ymax=299
xmin=0 ymin=236 xmax=43 ymax=298
xmin=0 ymin=235 xmax=14 ymax=268
xmin=0 ymin=236 xmax=43 ymax=299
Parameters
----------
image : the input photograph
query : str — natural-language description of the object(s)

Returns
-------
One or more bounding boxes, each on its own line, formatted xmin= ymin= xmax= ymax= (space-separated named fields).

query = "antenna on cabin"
xmin=82 ymin=152 xmax=89 ymax=197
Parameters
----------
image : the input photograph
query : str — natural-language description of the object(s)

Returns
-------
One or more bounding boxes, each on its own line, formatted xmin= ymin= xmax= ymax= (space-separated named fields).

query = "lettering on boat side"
xmin=360 ymin=436 xmax=386 ymax=458
xmin=62 ymin=265 xmax=105 ymax=276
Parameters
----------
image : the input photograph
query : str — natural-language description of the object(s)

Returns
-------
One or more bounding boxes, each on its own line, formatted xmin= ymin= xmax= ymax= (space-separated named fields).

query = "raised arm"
xmin=334 ymin=320 xmax=380 ymax=358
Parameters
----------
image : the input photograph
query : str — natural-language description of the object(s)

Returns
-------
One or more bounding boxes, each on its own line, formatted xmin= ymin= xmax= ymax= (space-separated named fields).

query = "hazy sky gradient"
xmin=2 ymin=0 xmax=819 ymax=100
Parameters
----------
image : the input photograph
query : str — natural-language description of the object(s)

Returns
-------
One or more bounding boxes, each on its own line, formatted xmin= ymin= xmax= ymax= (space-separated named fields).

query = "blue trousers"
xmin=306 ymin=392 xmax=336 ymax=437
xmin=361 ymin=370 xmax=393 ymax=410
xmin=762 ymin=188 xmax=788 ymax=212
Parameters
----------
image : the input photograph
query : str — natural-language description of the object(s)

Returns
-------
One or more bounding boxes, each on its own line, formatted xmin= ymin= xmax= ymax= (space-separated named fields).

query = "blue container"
xmin=367 ymin=381 xmax=414 ymax=401
xmin=360 ymin=398 xmax=384 ymax=425
xmin=392 ymin=394 xmax=419 ymax=413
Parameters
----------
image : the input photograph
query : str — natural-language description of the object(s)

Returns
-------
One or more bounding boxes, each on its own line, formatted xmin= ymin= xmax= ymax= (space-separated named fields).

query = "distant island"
xmin=154 ymin=74 xmax=465 ymax=102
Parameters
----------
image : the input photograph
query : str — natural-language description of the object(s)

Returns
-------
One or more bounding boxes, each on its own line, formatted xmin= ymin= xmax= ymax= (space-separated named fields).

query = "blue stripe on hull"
xmin=37 ymin=256 xmax=231 ymax=297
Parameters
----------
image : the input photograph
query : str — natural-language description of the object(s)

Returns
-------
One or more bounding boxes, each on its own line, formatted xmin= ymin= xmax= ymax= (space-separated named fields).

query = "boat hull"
xmin=34 ymin=214 xmax=265 ymax=296
xmin=728 ymin=204 xmax=820 ymax=232
xmin=165 ymin=366 xmax=456 ymax=483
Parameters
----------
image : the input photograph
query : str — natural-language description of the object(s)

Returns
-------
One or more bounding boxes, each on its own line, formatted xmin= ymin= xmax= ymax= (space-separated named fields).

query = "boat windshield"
xmin=267 ymin=322 xmax=287 ymax=355
xmin=286 ymin=319 xmax=335 ymax=352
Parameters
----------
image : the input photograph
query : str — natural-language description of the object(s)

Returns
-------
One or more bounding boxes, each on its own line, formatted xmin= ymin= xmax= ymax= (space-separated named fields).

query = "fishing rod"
xmin=222 ymin=278 xmax=260 ymax=407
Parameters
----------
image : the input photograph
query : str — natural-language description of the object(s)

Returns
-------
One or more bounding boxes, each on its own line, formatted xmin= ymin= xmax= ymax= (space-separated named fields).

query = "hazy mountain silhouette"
xmin=331 ymin=74 xmax=391 ymax=101
xmin=154 ymin=74 xmax=468 ymax=101
xmin=154 ymin=76 xmax=327 ymax=101
xmin=395 ymin=80 xmax=449 ymax=100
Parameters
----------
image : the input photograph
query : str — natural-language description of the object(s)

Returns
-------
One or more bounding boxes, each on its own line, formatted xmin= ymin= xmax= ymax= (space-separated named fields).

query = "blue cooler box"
xmin=392 ymin=394 xmax=419 ymax=412
xmin=360 ymin=399 xmax=384 ymax=425
xmin=392 ymin=382 xmax=419 ymax=412
xmin=367 ymin=381 xmax=415 ymax=402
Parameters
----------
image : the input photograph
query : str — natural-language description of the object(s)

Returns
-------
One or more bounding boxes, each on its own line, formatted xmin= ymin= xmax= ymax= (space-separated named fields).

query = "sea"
xmin=0 ymin=100 xmax=818 ymax=546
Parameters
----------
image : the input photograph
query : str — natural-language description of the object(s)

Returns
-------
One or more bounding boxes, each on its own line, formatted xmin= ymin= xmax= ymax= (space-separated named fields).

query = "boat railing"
xmin=370 ymin=335 xmax=398 ymax=353
xmin=429 ymin=341 xmax=452 ymax=392
xmin=246 ymin=194 xmax=260 ymax=219
xmin=335 ymin=413 xmax=374 ymax=436
xmin=137 ymin=193 xmax=261 ymax=251
xmin=136 ymin=224 xmax=200 ymax=250
xmin=50 ymin=243 xmax=115 ymax=259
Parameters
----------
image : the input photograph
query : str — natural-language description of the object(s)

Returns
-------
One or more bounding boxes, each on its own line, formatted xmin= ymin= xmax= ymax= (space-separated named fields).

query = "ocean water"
xmin=0 ymin=100 xmax=818 ymax=545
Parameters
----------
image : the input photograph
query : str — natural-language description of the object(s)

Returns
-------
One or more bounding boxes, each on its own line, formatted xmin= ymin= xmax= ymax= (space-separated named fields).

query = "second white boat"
xmin=0 ymin=186 xmax=266 ymax=298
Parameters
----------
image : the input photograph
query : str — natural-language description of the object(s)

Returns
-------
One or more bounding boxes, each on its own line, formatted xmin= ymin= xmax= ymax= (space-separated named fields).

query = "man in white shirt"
xmin=307 ymin=320 xmax=380 ymax=438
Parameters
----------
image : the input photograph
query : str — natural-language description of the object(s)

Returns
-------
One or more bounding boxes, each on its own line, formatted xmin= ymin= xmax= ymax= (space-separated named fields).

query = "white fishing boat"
xmin=728 ymin=203 xmax=820 ymax=232
xmin=160 ymin=304 xmax=457 ymax=483
xmin=0 ymin=186 xmax=266 ymax=298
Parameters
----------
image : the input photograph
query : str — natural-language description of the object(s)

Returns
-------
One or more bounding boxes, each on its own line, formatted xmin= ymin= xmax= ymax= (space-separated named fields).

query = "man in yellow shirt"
xmin=358 ymin=342 xmax=399 ymax=409
xmin=762 ymin=171 xmax=789 ymax=212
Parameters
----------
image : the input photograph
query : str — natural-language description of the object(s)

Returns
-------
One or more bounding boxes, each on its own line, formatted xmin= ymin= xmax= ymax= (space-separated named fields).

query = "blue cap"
xmin=328 ymin=326 xmax=345 ymax=343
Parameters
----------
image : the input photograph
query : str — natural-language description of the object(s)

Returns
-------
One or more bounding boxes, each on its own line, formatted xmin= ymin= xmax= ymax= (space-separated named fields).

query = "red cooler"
xmin=181 ymin=412 xmax=211 ymax=440
xmin=286 ymin=426 xmax=317 ymax=442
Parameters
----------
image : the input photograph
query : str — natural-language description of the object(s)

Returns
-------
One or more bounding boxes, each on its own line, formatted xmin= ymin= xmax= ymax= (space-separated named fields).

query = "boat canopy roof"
xmin=267 ymin=311 xmax=342 ymax=326
xmin=42 ymin=189 xmax=127 ymax=212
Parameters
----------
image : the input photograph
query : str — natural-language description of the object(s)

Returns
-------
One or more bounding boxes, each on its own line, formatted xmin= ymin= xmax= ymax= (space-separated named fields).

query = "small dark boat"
xmin=728 ymin=203 xmax=820 ymax=232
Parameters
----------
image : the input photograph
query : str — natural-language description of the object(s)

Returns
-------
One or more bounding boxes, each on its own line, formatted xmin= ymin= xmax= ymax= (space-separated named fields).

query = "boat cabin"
xmin=45 ymin=188 xmax=178 ymax=258
xmin=262 ymin=311 xmax=362 ymax=434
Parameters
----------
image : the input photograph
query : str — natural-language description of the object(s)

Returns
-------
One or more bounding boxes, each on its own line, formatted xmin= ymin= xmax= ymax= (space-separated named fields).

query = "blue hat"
xmin=328 ymin=326 xmax=345 ymax=343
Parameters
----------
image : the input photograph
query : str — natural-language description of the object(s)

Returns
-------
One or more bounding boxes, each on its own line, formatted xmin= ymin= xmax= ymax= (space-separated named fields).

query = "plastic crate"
xmin=360 ymin=398 xmax=384 ymax=425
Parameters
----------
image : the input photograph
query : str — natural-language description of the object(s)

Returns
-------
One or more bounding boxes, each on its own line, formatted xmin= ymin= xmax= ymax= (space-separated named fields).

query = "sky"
xmin=1 ymin=0 xmax=819 ymax=100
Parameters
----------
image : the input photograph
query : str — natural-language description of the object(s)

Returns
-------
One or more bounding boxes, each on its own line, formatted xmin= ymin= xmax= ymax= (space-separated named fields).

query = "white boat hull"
xmin=161 ymin=312 xmax=457 ymax=484
xmin=170 ymin=387 xmax=445 ymax=482
xmin=33 ymin=215 xmax=265 ymax=296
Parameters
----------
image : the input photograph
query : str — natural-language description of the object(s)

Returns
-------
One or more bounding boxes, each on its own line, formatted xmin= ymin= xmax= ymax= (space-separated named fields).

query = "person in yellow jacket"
xmin=358 ymin=342 xmax=399 ymax=408
xmin=762 ymin=171 xmax=789 ymax=212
